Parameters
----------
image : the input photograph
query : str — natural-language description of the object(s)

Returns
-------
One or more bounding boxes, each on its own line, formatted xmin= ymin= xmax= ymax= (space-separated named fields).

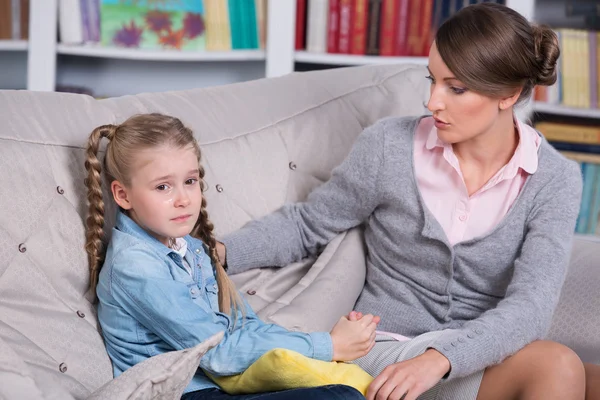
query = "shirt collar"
xmin=115 ymin=210 xmax=205 ymax=259
xmin=424 ymin=116 xmax=539 ymax=176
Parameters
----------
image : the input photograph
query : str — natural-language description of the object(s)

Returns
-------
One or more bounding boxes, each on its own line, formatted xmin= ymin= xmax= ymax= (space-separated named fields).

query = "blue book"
xmin=577 ymin=163 xmax=596 ymax=234
xmin=549 ymin=142 xmax=600 ymax=154
xmin=587 ymin=164 xmax=600 ymax=235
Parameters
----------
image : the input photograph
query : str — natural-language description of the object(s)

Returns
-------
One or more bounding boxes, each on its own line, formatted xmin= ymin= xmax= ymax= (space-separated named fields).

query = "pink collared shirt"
xmin=414 ymin=116 xmax=541 ymax=246
xmin=373 ymin=117 xmax=540 ymax=343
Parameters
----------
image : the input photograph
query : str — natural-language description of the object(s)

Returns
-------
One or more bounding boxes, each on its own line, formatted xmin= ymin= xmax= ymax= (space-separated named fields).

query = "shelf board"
xmin=294 ymin=51 xmax=428 ymax=66
xmin=533 ymin=102 xmax=600 ymax=119
xmin=575 ymin=233 xmax=600 ymax=243
xmin=0 ymin=40 xmax=28 ymax=51
xmin=56 ymin=44 xmax=266 ymax=62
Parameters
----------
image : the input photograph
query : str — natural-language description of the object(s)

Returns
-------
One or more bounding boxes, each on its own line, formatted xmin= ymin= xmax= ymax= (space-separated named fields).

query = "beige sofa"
xmin=1 ymin=64 xmax=598 ymax=399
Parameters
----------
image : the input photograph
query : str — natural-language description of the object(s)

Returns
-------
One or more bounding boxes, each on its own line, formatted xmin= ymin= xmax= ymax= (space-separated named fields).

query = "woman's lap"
xmin=352 ymin=331 xmax=483 ymax=400
xmin=182 ymin=385 xmax=365 ymax=400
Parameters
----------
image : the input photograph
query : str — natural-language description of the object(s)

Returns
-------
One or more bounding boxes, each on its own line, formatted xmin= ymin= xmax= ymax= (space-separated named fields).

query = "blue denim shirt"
xmin=97 ymin=211 xmax=333 ymax=394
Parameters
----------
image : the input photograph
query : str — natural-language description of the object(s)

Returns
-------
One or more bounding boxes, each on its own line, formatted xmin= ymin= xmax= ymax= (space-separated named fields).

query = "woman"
xmin=218 ymin=3 xmax=600 ymax=400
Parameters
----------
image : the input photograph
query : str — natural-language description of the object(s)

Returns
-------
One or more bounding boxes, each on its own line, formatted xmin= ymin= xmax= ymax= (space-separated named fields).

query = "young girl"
xmin=217 ymin=3 xmax=600 ymax=400
xmin=84 ymin=113 xmax=377 ymax=400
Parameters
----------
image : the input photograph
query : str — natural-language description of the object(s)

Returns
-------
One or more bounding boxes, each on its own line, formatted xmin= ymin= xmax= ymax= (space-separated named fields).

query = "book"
xmin=350 ymin=0 xmax=368 ymax=54
xmin=327 ymin=0 xmax=339 ymax=53
xmin=338 ymin=0 xmax=352 ymax=53
xmin=59 ymin=0 xmax=84 ymax=44
xmin=536 ymin=122 xmax=600 ymax=145
xmin=0 ymin=0 xmax=12 ymax=40
xmin=100 ymin=0 xmax=206 ymax=50
xmin=295 ymin=0 xmax=307 ymax=50
xmin=365 ymin=0 xmax=381 ymax=56
xmin=549 ymin=141 xmax=600 ymax=154
xmin=306 ymin=0 xmax=328 ymax=53
xmin=378 ymin=0 xmax=396 ymax=56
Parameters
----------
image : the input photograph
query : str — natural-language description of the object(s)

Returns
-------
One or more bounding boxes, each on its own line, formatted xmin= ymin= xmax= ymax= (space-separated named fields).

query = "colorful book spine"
xmin=295 ymin=0 xmax=307 ymax=50
xmin=588 ymin=164 xmax=600 ymax=235
xmin=338 ymin=0 xmax=352 ymax=53
xmin=580 ymin=30 xmax=590 ymax=109
xmin=590 ymin=31 xmax=597 ymax=109
xmin=577 ymin=163 xmax=598 ymax=234
xmin=550 ymin=142 xmax=600 ymax=154
xmin=365 ymin=0 xmax=381 ymax=55
xmin=327 ymin=0 xmax=340 ymax=53
xmin=406 ymin=0 xmax=422 ymax=56
xmin=393 ymin=0 xmax=410 ymax=56
xmin=205 ymin=0 xmax=231 ymax=51
xmin=255 ymin=0 xmax=267 ymax=49
xmin=576 ymin=163 xmax=591 ymax=233
xmin=536 ymin=122 xmax=600 ymax=145
xmin=419 ymin=0 xmax=434 ymax=56
xmin=350 ymin=0 xmax=368 ymax=55
xmin=80 ymin=0 xmax=90 ymax=42
xmin=306 ymin=0 xmax=328 ymax=53
xmin=378 ymin=0 xmax=397 ymax=56
xmin=11 ymin=0 xmax=19 ymax=39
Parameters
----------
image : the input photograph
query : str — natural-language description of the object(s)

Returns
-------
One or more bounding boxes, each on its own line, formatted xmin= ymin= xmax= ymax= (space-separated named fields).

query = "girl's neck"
xmin=126 ymin=209 xmax=173 ymax=248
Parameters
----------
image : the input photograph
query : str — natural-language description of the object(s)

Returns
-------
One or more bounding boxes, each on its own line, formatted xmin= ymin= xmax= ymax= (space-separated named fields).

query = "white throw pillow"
xmin=87 ymin=332 xmax=223 ymax=400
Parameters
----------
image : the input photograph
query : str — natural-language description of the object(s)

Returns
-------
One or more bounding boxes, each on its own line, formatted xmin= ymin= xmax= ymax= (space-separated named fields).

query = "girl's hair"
xmin=435 ymin=2 xmax=560 ymax=105
xmin=84 ymin=113 xmax=244 ymax=318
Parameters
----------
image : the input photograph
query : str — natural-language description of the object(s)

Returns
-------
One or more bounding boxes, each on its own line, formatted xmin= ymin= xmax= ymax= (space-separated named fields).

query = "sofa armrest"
xmin=547 ymin=236 xmax=600 ymax=364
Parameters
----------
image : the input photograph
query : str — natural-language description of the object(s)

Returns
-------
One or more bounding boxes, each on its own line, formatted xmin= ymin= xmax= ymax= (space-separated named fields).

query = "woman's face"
xmin=426 ymin=41 xmax=503 ymax=145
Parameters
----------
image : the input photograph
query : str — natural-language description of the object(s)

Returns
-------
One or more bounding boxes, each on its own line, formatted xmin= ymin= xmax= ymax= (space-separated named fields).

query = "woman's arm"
xmin=222 ymin=121 xmax=387 ymax=274
xmin=429 ymin=161 xmax=584 ymax=379
xmin=106 ymin=247 xmax=333 ymax=376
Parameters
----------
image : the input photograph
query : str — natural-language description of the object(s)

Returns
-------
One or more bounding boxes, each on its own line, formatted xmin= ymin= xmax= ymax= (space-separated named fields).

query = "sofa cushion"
xmin=0 ymin=64 xmax=431 ymax=397
xmin=87 ymin=332 xmax=223 ymax=400
xmin=230 ymin=227 xmax=367 ymax=333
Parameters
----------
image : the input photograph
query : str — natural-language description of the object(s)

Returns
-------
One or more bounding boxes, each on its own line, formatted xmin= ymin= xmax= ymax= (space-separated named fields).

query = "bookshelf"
xmin=533 ymin=103 xmax=600 ymax=120
xmin=56 ymin=44 xmax=266 ymax=62
xmin=294 ymin=50 xmax=428 ymax=66
xmin=4 ymin=0 xmax=598 ymax=124
xmin=265 ymin=0 xmax=534 ymax=77
xmin=0 ymin=40 xmax=28 ymax=51
xmin=270 ymin=0 xmax=600 ymax=123
xmin=21 ymin=0 xmax=273 ymax=96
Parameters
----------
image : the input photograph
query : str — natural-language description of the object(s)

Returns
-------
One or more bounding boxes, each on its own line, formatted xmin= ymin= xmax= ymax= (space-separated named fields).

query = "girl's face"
xmin=426 ymin=41 xmax=504 ymax=145
xmin=112 ymin=144 xmax=202 ymax=246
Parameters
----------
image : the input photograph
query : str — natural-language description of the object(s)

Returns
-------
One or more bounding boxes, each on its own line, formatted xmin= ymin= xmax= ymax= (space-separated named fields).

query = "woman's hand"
xmin=330 ymin=313 xmax=380 ymax=362
xmin=366 ymin=349 xmax=450 ymax=400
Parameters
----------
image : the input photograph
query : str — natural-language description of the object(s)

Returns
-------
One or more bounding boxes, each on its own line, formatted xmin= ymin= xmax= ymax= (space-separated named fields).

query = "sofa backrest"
xmin=0 ymin=64 xmax=431 ymax=397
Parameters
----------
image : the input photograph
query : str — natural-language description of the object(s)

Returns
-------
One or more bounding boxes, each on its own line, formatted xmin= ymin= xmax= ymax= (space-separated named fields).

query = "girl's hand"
xmin=330 ymin=313 xmax=380 ymax=361
xmin=366 ymin=349 xmax=450 ymax=400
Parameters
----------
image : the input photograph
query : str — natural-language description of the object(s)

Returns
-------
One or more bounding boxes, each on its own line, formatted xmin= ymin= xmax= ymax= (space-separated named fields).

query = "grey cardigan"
xmin=223 ymin=116 xmax=583 ymax=379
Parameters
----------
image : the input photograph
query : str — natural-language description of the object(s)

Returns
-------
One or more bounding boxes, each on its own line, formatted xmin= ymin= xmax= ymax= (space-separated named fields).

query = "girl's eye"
xmin=451 ymin=87 xmax=467 ymax=95
xmin=185 ymin=178 xmax=198 ymax=185
xmin=156 ymin=184 xmax=168 ymax=191
xmin=425 ymin=75 xmax=435 ymax=83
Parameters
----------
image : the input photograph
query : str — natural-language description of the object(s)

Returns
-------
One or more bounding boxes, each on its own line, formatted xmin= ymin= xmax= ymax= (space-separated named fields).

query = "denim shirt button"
xmin=195 ymin=248 xmax=201 ymax=254
xmin=190 ymin=287 xmax=198 ymax=296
